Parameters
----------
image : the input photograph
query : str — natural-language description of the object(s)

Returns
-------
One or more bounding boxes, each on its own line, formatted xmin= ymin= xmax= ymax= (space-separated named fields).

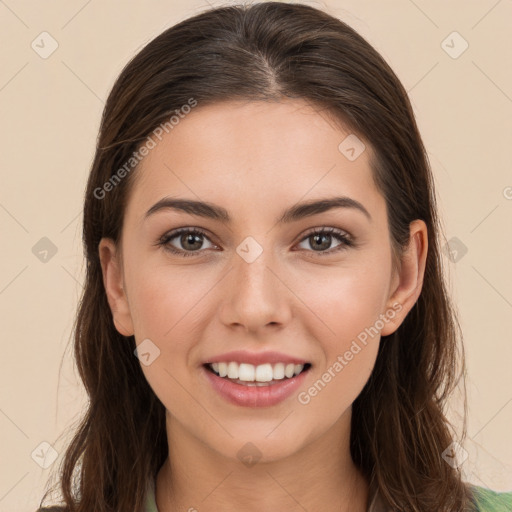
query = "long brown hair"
xmin=39 ymin=2 xmax=474 ymax=510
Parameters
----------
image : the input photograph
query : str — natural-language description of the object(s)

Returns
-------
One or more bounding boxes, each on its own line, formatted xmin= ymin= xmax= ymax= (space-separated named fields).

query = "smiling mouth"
xmin=203 ymin=362 xmax=312 ymax=386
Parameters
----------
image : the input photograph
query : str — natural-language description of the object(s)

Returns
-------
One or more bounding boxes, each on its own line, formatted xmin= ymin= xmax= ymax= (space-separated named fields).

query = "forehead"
xmin=126 ymin=99 xmax=385 ymax=224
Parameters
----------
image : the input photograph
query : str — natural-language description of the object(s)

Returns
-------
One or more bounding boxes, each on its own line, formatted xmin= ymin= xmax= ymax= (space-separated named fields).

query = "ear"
xmin=98 ymin=238 xmax=134 ymax=337
xmin=380 ymin=219 xmax=428 ymax=337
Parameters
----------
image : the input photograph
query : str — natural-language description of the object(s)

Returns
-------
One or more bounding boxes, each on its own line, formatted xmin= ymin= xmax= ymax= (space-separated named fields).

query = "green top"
xmin=471 ymin=485 xmax=512 ymax=512
xmin=36 ymin=480 xmax=512 ymax=511
xmin=142 ymin=478 xmax=512 ymax=511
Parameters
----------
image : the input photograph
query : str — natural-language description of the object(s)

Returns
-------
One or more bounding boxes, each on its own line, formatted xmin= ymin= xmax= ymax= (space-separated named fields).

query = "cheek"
xmin=294 ymin=263 xmax=388 ymax=403
xmin=125 ymin=259 xmax=214 ymax=403
xmin=128 ymin=262 xmax=207 ymax=416
xmin=297 ymin=260 xmax=390 ymax=345
xmin=126 ymin=257 xmax=212 ymax=339
xmin=295 ymin=275 xmax=385 ymax=423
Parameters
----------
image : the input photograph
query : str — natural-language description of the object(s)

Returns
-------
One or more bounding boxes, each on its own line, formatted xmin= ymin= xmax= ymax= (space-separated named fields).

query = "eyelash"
xmin=156 ymin=227 xmax=354 ymax=258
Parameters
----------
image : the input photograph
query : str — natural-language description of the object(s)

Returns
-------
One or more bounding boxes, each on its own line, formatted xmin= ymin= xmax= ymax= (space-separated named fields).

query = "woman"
xmin=38 ymin=2 xmax=512 ymax=511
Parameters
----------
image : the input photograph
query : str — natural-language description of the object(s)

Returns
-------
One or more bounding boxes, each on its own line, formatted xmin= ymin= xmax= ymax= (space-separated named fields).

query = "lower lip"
xmin=202 ymin=366 xmax=310 ymax=407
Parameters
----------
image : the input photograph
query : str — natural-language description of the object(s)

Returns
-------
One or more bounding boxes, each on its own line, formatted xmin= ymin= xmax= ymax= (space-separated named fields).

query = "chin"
xmin=207 ymin=426 xmax=314 ymax=465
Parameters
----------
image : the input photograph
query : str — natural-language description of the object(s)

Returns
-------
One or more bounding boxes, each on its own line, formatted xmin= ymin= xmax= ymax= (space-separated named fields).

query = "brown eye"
xmin=158 ymin=228 xmax=216 ymax=257
xmin=296 ymin=227 xmax=353 ymax=255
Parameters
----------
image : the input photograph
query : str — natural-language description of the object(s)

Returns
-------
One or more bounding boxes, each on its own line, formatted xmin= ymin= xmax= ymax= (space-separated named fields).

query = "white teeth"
xmin=273 ymin=362 xmax=285 ymax=379
xmin=218 ymin=362 xmax=228 ymax=377
xmin=238 ymin=363 xmax=255 ymax=381
xmin=208 ymin=361 xmax=306 ymax=382
xmin=255 ymin=363 xmax=273 ymax=382
xmin=285 ymin=363 xmax=295 ymax=378
xmin=227 ymin=361 xmax=238 ymax=379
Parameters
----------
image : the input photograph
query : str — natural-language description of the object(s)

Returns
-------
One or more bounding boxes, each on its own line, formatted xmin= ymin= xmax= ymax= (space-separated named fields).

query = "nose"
xmin=217 ymin=243 xmax=293 ymax=334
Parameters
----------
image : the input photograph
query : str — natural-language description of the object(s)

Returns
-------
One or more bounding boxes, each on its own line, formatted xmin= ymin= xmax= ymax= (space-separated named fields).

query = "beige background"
xmin=1 ymin=0 xmax=511 ymax=510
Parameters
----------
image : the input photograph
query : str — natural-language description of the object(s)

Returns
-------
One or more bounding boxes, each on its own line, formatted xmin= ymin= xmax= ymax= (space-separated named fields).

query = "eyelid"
xmin=299 ymin=226 xmax=352 ymax=242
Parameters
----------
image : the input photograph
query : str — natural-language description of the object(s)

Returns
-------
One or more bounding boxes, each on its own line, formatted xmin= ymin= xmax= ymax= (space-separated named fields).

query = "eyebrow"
xmin=145 ymin=196 xmax=372 ymax=224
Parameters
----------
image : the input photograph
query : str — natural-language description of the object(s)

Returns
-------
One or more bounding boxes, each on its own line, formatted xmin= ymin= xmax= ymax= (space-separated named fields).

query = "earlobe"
xmin=380 ymin=220 xmax=428 ymax=337
xmin=98 ymin=238 xmax=134 ymax=336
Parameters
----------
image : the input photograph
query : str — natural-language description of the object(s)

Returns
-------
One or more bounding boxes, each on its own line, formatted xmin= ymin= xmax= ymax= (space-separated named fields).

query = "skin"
xmin=99 ymin=99 xmax=428 ymax=512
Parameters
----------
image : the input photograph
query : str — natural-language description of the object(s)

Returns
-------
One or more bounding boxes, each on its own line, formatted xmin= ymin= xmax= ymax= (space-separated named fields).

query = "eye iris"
xmin=311 ymin=233 xmax=331 ymax=251
xmin=182 ymin=233 xmax=203 ymax=251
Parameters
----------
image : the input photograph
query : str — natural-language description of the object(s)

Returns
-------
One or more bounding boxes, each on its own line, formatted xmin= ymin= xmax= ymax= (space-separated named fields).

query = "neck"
xmin=156 ymin=410 xmax=369 ymax=512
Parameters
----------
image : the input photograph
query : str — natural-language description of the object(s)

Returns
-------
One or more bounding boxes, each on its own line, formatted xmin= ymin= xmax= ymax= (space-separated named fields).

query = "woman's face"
xmin=100 ymin=99 xmax=426 ymax=464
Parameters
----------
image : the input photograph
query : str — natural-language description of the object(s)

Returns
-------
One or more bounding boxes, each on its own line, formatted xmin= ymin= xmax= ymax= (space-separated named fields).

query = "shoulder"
xmin=468 ymin=484 xmax=512 ymax=511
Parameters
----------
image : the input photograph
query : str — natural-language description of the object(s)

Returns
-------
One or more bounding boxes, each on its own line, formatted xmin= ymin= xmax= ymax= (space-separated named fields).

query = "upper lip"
xmin=204 ymin=350 xmax=309 ymax=366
